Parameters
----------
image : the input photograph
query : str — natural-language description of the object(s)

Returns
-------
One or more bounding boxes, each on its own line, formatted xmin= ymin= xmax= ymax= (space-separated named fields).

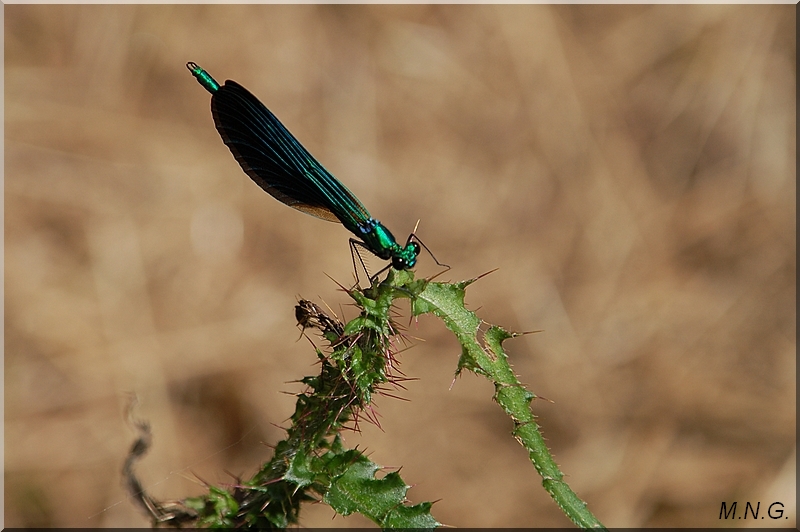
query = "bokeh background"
xmin=5 ymin=4 xmax=795 ymax=528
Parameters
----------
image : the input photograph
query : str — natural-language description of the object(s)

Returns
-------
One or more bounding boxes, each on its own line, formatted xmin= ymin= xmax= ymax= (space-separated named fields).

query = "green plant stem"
xmin=404 ymin=272 xmax=607 ymax=529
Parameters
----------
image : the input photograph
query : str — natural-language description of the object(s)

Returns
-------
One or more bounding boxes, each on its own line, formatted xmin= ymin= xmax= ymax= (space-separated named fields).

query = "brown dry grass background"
xmin=5 ymin=4 xmax=796 ymax=528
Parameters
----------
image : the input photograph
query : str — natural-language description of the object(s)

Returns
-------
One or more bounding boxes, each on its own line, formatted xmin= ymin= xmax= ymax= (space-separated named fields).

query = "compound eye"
xmin=411 ymin=242 xmax=421 ymax=255
xmin=392 ymin=256 xmax=408 ymax=270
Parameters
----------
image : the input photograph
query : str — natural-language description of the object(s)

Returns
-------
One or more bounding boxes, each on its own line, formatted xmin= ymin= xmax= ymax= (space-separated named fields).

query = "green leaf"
xmin=381 ymin=501 xmax=440 ymax=528
xmin=324 ymin=453 xmax=442 ymax=528
xmin=283 ymin=450 xmax=316 ymax=488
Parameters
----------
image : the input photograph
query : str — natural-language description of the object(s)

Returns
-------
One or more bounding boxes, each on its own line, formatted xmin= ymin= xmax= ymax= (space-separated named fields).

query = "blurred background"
xmin=5 ymin=5 xmax=795 ymax=528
